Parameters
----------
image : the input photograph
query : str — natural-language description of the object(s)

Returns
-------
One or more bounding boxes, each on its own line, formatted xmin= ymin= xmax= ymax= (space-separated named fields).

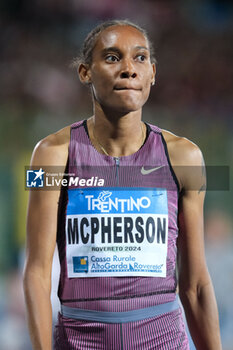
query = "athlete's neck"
xmin=87 ymin=108 xmax=146 ymax=157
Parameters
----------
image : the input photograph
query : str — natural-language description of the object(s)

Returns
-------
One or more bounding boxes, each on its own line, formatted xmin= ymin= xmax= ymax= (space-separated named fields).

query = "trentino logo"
xmin=85 ymin=190 xmax=151 ymax=213
xmin=26 ymin=168 xmax=45 ymax=188
xmin=98 ymin=190 xmax=112 ymax=201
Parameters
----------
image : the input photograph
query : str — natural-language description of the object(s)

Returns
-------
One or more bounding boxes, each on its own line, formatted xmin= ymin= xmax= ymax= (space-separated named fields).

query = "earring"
xmin=151 ymin=80 xmax=155 ymax=86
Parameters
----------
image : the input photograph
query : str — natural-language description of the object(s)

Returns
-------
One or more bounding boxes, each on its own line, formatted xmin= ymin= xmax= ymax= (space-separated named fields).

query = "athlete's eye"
xmin=105 ymin=55 xmax=119 ymax=63
xmin=135 ymin=55 xmax=147 ymax=62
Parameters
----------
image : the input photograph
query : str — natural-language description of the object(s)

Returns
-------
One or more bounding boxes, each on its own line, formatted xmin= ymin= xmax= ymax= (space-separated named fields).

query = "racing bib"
xmin=66 ymin=187 xmax=168 ymax=278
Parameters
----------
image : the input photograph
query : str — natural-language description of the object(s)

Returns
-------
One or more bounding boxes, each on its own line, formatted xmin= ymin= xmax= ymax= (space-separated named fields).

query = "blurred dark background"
xmin=0 ymin=0 xmax=232 ymax=349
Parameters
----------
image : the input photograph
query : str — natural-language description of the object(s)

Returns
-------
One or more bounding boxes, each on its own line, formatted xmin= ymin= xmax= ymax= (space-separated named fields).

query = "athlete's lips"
xmin=113 ymin=84 xmax=142 ymax=91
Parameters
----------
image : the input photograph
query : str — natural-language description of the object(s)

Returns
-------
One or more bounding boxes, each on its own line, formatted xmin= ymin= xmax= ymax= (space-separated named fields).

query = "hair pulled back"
xmin=72 ymin=19 xmax=156 ymax=68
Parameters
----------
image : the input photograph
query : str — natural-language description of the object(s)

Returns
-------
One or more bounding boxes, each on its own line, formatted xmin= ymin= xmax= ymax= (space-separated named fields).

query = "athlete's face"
xmin=79 ymin=25 xmax=156 ymax=114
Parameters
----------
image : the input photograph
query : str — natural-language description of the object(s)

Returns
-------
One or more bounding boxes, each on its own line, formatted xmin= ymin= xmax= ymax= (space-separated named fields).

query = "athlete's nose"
xmin=120 ymin=58 xmax=137 ymax=79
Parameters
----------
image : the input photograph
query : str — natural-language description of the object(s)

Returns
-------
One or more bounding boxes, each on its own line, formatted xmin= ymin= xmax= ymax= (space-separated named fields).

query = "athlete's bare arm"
xmin=163 ymin=130 xmax=222 ymax=350
xmin=23 ymin=126 xmax=70 ymax=350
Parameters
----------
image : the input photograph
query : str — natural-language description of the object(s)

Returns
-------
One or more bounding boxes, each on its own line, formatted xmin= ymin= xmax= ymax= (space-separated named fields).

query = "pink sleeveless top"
xmin=56 ymin=120 xmax=180 ymax=312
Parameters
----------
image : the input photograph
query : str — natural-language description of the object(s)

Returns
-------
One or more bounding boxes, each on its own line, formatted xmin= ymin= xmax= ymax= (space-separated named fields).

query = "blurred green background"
xmin=0 ymin=0 xmax=232 ymax=349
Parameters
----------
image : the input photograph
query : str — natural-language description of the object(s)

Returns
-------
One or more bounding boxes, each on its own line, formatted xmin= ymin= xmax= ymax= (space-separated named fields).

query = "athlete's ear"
xmin=151 ymin=63 xmax=156 ymax=86
xmin=78 ymin=63 xmax=92 ymax=86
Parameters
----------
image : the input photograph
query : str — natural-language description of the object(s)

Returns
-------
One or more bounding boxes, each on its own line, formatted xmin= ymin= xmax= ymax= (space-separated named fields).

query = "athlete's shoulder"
xmin=161 ymin=129 xmax=204 ymax=167
xmin=31 ymin=125 xmax=71 ymax=166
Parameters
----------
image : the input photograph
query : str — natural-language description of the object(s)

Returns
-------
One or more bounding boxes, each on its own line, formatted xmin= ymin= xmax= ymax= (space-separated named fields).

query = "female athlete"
xmin=23 ymin=20 xmax=222 ymax=349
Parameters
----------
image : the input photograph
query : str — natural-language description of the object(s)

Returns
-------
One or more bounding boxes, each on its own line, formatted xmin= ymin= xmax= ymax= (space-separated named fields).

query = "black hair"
xmin=72 ymin=19 xmax=156 ymax=68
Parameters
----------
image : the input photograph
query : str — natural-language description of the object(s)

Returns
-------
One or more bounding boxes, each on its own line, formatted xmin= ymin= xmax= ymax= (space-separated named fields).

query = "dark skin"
xmin=23 ymin=25 xmax=222 ymax=350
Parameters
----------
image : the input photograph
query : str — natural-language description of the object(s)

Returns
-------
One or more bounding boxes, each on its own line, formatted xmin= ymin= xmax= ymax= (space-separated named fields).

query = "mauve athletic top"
xmin=56 ymin=120 xmax=180 ymax=313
